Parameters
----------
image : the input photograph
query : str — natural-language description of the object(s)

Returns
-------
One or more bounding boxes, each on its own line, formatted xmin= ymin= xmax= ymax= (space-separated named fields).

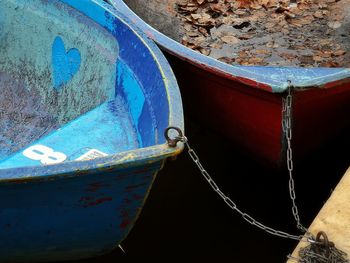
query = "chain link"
xmin=282 ymin=86 xmax=309 ymax=234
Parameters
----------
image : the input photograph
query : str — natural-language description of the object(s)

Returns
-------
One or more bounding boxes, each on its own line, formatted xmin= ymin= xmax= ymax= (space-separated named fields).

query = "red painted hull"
xmin=165 ymin=54 xmax=350 ymax=167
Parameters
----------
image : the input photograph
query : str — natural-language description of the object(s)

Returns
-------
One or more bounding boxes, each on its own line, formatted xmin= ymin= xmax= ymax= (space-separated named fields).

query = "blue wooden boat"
xmin=0 ymin=0 xmax=183 ymax=261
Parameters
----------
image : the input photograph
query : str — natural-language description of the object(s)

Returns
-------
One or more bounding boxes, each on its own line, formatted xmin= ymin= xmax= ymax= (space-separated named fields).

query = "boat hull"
xmin=168 ymin=54 xmax=284 ymax=166
xmin=167 ymin=54 xmax=350 ymax=166
xmin=0 ymin=161 xmax=162 ymax=262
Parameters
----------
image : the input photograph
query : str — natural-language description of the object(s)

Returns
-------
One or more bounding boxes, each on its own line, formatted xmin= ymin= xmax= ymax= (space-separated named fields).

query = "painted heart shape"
xmin=52 ymin=36 xmax=81 ymax=90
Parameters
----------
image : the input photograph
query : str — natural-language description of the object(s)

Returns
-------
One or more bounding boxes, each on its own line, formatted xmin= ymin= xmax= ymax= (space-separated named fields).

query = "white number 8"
xmin=23 ymin=145 xmax=67 ymax=165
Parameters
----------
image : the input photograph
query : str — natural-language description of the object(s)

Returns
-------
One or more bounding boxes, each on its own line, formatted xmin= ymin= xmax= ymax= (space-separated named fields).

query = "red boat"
xmin=108 ymin=0 xmax=350 ymax=167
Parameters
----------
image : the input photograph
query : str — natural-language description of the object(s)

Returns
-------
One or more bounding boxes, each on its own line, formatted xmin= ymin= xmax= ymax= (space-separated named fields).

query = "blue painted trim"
xmin=0 ymin=0 xmax=184 ymax=181
xmin=109 ymin=0 xmax=350 ymax=92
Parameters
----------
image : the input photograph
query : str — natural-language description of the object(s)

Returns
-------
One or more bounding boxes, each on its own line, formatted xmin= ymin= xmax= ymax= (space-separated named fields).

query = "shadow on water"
xmin=63 ymin=115 xmax=350 ymax=262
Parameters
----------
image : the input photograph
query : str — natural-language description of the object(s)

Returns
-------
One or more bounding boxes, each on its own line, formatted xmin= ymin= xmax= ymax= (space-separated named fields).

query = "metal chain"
xmin=164 ymin=127 xmax=304 ymax=241
xmin=282 ymin=86 xmax=309 ymax=234
xmin=183 ymin=137 xmax=304 ymax=241
xmin=164 ymin=85 xmax=349 ymax=261
xmin=282 ymin=87 xmax=349 ymax=262
xmin=292 ymin=231 xmax=350 ymax=263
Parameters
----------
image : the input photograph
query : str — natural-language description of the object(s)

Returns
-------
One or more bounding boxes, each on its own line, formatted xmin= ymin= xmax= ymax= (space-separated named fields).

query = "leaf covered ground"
xmin=176 ymin=0 xmax=350 ymax=67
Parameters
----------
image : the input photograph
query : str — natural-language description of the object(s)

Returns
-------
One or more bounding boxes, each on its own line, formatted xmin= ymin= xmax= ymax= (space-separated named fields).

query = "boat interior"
xmin=0 ymin=0 xmax=171 ymax=170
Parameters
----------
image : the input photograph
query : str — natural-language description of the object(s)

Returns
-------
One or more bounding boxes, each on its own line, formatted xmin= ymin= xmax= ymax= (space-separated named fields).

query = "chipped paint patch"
xmin=79 ymin=196 xmax=113 ymax=207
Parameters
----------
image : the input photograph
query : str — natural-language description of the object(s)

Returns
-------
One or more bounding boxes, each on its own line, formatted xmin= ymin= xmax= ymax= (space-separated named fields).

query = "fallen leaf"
xmin=221 ymin=35 xmax=240 ymax=44
xmin=327 ymin=21 xmax=342 ymax=29
xmin=334 ymin=49 xmax=346 ymax=56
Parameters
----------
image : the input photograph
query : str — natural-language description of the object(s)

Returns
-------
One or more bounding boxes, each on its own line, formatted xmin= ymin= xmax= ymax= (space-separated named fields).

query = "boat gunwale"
xmin=108 ymin=0 xmax=350 ymax=93
xmin=0 ymin=144 xmax=183 ymax=183
xmin=0 ymin=0 xmax=184 ymax=182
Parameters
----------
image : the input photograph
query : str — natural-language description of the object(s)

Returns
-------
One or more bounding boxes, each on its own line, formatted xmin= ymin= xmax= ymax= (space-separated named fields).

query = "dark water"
xmin=59 ymin=114 xmax=350 ymax=262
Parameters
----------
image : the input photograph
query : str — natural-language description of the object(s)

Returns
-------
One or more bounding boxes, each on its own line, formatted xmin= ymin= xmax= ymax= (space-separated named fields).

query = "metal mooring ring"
xmin=315 ymin=231 xmax=333 ymax=258
xmin=164 ymin=126 xmax=184 ymax=148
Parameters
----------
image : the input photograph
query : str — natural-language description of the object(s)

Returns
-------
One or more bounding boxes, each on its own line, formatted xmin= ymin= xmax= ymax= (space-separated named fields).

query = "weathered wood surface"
xmin=287 ymin=167 xmax=350 ymax=262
